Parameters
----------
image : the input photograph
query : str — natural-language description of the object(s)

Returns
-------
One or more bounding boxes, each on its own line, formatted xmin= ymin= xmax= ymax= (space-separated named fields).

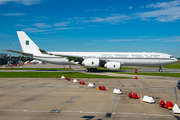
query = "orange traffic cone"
xmin=140 ymin=93 xmax=143 ymax=102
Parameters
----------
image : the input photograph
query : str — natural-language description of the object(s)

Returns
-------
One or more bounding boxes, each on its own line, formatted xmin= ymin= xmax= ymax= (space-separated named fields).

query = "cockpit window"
xmin=170 ymin=56 xmax=173 ymax=58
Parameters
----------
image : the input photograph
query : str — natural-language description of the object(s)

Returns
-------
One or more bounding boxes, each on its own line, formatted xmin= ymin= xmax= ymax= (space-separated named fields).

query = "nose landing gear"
xmin=159 ymin=66 xmax=163 ymax=72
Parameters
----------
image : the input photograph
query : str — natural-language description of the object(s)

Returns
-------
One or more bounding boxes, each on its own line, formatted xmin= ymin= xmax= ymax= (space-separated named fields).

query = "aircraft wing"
xmin=48 ymin=52 xmax=107 ymax=63
xmin=4 ymin=50 xmax=33 ymax=56
xmin=49 ymin=53 xmax=83 ymax=62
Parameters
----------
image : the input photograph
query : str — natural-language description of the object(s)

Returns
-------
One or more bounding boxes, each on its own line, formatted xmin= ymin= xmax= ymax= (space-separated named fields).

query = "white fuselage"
xmin=14 ymin=31 xmax=178 ymax=69
xmin=33 ymin=52 xmax=178 ymax=66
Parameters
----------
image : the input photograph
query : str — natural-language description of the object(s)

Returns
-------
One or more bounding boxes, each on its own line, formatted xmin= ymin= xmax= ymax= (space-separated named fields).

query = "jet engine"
xmin=82 ymin=58 xmax=100 ymax=68
xmin=104 ymin=62 xmax=121 ymax=70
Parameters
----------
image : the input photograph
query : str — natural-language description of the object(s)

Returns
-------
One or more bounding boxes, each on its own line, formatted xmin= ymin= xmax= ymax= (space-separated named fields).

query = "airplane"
xmin=5 ymin=31 xmax=178 ymax=72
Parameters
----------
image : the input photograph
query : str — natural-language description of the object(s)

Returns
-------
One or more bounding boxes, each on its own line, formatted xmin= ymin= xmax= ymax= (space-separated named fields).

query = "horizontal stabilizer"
xmin=4 ymin=49 xmax=33 ymax=56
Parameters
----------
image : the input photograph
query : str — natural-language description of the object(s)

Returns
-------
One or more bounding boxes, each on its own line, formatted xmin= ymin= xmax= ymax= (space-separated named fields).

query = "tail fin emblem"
xmin=26 ymin=40 xmax=29 ymax=45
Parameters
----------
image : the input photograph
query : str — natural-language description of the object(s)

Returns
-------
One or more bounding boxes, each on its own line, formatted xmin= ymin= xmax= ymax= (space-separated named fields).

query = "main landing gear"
xmin=85 ymin=68 xmax=98 ymax=72
xmin=159 ymin=66 xmax=163 ymax=72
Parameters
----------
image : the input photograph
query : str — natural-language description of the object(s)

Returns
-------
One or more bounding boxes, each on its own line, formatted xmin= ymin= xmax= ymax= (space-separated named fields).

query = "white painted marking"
xmin=116 ymin=112 xmax=144 ymax=115
xmin=61 ymin=110 xmax=81 ymax=113
xmin=0 ymin=109 xmax=174 ymax=117
xmin=116 ymin=112 xmax=173 ymax=117
xmin=81 ymin=111 xmax=106 ymax=114
xmin=0 ymin=109 xmax=49 ymax=113
xmin=147 ymin=114 xmax=173 ymax=117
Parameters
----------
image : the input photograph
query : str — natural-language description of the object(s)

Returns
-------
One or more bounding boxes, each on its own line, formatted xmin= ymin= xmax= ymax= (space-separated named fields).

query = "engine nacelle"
xmin=82 ymin=58 xmax=100 ymax=68
xmin=104 ymin=62 xmax=121 ymax=70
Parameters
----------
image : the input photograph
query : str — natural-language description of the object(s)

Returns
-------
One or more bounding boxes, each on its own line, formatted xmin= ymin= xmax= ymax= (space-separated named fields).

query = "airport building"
xmin=0 ymin=53 xmax=7 ymax=65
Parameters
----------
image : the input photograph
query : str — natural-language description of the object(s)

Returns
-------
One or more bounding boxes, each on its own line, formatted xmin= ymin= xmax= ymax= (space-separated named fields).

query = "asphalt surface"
xmin=0 ymin=63 xmax=180 ymax=120
xmin=0 ymin=77 xmax=180 ymax=120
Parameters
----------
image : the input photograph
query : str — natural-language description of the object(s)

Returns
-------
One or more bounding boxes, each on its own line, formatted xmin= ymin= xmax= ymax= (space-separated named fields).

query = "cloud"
xmin=54 ymin=28 xmax=75 ymax=30
xmin=95 ymin=36 xmax=180 ymax=43
xmin=54 ymin=27 xmax=83 ymax=30
xmin=158 ymin=36 xmax=180 ymax=42
xmin=136 ymin=0 xmax=180 ymax=22
xmin=93 ymin=39 xmax=142 ymax=43
xmin=33 ymin=23 xmax=52 ymax=28
xmin=83 ymin=43 xmax=98 ymax=46
xmin=163 ymin=40 xmax=180 ymax=42
xmin=140 ymin=5 xmax=145 ymax=8
xmin=53 ymin=22 xmax=70 ymax=27
xmin=22 ymin=28 xmax=51 ymax=33
xmin=22 ymin=26 xmax=83 ymax=33
xmin=0 ymin=0 xmax=42 ymax=6
xmin=136 ymin=7 xmax=180 ymax=22
xmin=15 ymin=24 xmax=26 ymax=27
xmin=138 ymin=36 xmax=180 ymax=42
xmin=1 ymin=13 xmax=25 ymax=16
xmin=105 ymin=39 xmax=142 ymax=42
xmin=36 ymin=16 xmax=47 ymax=19
xmin=129 ymin=6 xmax=133 ymax=10
xmin=85 ymin=9 xmax=109 ymax=12
xmin=140 ymin=18 xmax=150 ymax=21
xmin=81 ymin=1 xmax=180 ymax=24
xmin=73 ymin=17 xmax=85 ymax=21
xmin=21 ymin=20 xmax=83 ymax=33
xmin=146 ymin=0 xmax=180 ymax=9
xmin=82 ymin=14 xmax=132 ymax=24
xmin=0 ymin=33 xmax=16 ymax=38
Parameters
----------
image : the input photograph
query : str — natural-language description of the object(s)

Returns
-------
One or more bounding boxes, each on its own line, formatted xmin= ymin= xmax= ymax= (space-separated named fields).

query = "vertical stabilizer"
xmin=17 ymin=31 xmax=41 ymax=54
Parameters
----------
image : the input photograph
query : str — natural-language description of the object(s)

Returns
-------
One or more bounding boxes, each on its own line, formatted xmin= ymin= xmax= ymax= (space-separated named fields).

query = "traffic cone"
xmin=135 ymin=76 xmax=138 ymax=79
xmin=98 ymin=85 xmax=102 ymax=89
xmin=101 ymin=86 xmax=106 ymax=90
xmin=81 ymin=81 xmax=86 ymax=85
xmin=140 ymin=93 xmax=143 ymax=102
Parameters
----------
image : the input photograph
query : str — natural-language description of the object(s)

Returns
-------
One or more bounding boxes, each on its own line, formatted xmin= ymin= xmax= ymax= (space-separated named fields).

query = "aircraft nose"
xmin=175 ymin=58 xmax=178 ymax=62
xmin=174 ymin=58 xmax=178 ymax=63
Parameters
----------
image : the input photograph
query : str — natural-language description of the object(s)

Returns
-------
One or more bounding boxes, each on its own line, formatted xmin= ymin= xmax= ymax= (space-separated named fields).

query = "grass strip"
xmin=0 ymin=68 xmax=73 ymax=71
xmin=163 ymin=62 xmax=180 ymax=69
xmin=146 ymin=62 xmax=180 ymax=69
xmin=0 ymin=72 xmax=129 ymax=78
xmin=115 ymin=72 xmax=180 ymax=77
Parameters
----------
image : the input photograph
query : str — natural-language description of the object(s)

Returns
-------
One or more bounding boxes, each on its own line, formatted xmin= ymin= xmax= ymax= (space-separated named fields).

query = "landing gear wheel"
xmin=90 ymin=68 xmax=94 ymax=72
xmin=85 ymin=68 xmax=89 ymax=72
xmin=85 ymin=68 xmax=97 ymax=72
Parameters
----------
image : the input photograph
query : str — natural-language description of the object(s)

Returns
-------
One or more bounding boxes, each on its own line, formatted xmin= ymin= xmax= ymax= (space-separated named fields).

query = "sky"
xmin=0 ymin=0 xmax=180 ymax=57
